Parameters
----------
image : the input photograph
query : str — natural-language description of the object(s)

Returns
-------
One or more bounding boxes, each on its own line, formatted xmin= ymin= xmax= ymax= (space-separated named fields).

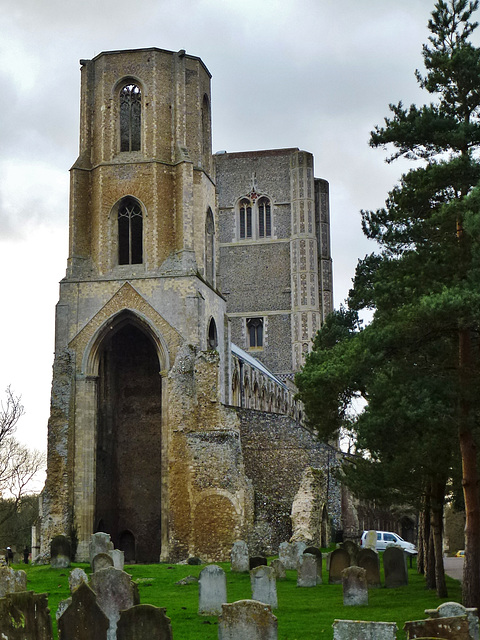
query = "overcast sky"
xmin=0 ymin=0 xmax=448 ymax=470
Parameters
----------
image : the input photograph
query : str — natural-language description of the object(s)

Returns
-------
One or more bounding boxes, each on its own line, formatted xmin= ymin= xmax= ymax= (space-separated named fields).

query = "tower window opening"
xmin=120 ymin=84 xmax=141 ymax=152
xmin=247 ymin=317 xmax=263 ymax=348
xmin=118 ymin=199 xmax=143 ymax=265
xmin=258 ymin=198 xmax=271 ymax=238
xmin=239 ymin=199 xmax=252 ymax=239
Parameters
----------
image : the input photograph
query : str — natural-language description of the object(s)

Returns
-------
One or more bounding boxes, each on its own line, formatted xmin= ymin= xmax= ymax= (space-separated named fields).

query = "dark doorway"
xmin=95 ymin=322 xmax=162 ymax=562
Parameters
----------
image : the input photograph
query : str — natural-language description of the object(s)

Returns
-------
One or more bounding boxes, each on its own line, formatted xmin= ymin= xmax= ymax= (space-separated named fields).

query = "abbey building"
xmin=39 ymin=47 xmax=338 ymax=563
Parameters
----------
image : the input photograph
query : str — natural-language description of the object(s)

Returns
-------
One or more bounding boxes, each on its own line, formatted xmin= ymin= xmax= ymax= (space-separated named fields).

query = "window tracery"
xmin=237 ymin=194 xmax=272 ymax=240
xmin=118 ymin=197 xmax=143 ymax=265
xmin=120 ymin=83 xmax=141 ymax=152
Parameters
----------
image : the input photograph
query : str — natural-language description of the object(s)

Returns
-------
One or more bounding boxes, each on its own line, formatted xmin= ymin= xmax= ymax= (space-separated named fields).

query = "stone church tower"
xmin=40 ymin=47 xmax=341 ymax=563
xmin=40 ymin=48 xmax=251 ymax=563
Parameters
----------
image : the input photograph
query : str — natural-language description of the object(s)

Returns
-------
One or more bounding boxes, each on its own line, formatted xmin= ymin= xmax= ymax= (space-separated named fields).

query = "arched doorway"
xmin=95 ymin=321 xmax=162 ymax=562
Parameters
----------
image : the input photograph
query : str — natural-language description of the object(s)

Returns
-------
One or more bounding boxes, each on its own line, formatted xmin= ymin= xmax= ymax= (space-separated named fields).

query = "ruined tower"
xmin=40 ymin=48 xmax=251 ymax=563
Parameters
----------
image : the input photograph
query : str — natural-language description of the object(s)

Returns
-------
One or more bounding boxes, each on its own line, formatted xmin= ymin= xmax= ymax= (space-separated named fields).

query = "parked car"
xmin=360 ymin=530 xmax=417 ymax=554
xmin=455 ymin=549 xmax=465 ymax=557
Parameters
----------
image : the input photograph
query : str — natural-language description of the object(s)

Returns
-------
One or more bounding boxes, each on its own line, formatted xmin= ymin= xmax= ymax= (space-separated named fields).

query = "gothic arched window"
xmin=118 ymin=197 xmax=143 ymax=265
xmin=247 ymin=317 xmax=263 ymax=348
xmin=120 ymin=83 xmax=141 ymax=152
xmin=208 ymin=318 xmax=218 ymax=350
xmin=239 ymin=199 xmax=252 ymax=239
xmin=258 ymin=197 xmax=271 ymax=238
xmin=205 ymin=208 xmax=215 ymax=285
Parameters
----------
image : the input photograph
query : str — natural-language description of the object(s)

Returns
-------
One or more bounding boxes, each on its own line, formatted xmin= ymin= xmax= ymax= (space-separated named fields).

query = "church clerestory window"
xmin=118 ymin=198 xmax=143 ymax=265
xmin=120 ymin=84 xmax=141 ymax=152
xmin=247 ymin=317 xmax=263 ymax=348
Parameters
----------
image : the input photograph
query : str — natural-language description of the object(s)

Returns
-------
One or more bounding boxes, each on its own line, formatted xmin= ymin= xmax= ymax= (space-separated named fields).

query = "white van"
xmin=360 ymin=530 xmax=417 ymax=554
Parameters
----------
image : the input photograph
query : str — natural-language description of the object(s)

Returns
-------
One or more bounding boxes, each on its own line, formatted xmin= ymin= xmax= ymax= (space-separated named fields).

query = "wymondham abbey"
xmin=39 ymin=47 xmax=339 ymax=563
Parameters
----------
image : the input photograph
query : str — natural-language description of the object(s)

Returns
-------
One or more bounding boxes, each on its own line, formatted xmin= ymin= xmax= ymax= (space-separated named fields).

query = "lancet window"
xmin=120 ymin=83 xmax=141 ymax=152
xmin=118 ymin=197 xmax=143 ymax=265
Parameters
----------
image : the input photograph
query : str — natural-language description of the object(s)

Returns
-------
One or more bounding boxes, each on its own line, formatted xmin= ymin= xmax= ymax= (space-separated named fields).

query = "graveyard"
xmin=2 ymin=546 xmax=463 ymax=640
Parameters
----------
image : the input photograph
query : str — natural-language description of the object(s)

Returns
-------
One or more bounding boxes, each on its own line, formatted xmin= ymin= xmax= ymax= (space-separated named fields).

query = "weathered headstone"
xmin=50 ymin=535 xmax=71 ymax=569
xmin=404 ymin=615 xmax=470 ymax=639
xmin=425 ymin=601 xmax=479 ymax=640
xmin=328 ymin=548 xmax=350 ymax=584
xmin=357 ymin=548 xmax=381 ymax=588
xmin=383 ymin=546 xmax=408 ymax=588
xmin=218 ymin=599 xmax=278 ymax=640
xmin=270 ymin=559 xmax=286 ymax=580
xmin=342 ymin=566 xmax=368 ymax=606
xmin=58 ymin=582 xmax=109 ymax=640
xmin=231 ymin=541 xmax=249 ymax=572
xmin=89 ymin=532 xmax=114 ymax=565
xmin=110 ymin=549 xmax=124 ymax=571
xmin=198 ymin=564 xmax=227 ymax=616
xmin=364 ymin=530 xmax=377 ymax=551
xmin=341 ymin=540 xmax=359 ymax=565
xmin=56 ymin=597 xmax=72 ymax=621
xmin=249 ymin=556 xmax=268 ymax=570
xmin=69 ymin=567 xmax=89 ymax=593
xmin=333 ymin=619 xmax=397 ymax=640
xmin=90 ymin=567 xmax=140 ymax=640
xmin=278 ymin=542 xmax=296 ymax=570
xmin=0 ymin=591 xmax=53 ymax=640
xmin=0 ymin=565 xmax=26 ymax=597
xmin=92 ymin=552 xmax=115 ymax=572
xmin=304 ymin=547 xmax=323 ymax=584
xmin=297 ymin=554 xmax=317 ymax=588
xmin=292 ymin=541 xmax=307 ymax=565
xmin=117 ymin=604 xmax=173 ymax=640
xmin=250 ymin=565 xmax=277 ymax=609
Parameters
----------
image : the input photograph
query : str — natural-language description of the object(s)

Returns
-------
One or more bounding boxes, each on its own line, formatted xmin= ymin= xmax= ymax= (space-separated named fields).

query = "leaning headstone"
xmin=90 ymin=567 xmax=140 ymax=640
xmin=383 ymin=546 xmax=408 ymax=588
xmin=249 ymin=556 xmax=268 ymax=570
xmin=89 ymin=532 xmax=114 ymax=565
xmin=92 ymin=552 xmax=115 ymax=572
xmin=58 ymin=581 xmax=109 ymax=640
xmin=333 ymin=619 xmax=397 ymax=639
xmin=117 ymin=604 xmax=173 ymax=640
xmin=357 ymin=548 xmax=381 ymax=588
xmin=278 ymin=542 xmax=297 ymax=570
xmin=364 ymin=530 xmax=377 ymax=551
xmin=329 ymin=548 xmax=351 ymax=584
xmin=56 ymin=597 xmax=72 ymax=621
xmin=404 ymin=615 xmax=470 ymax=639
xmin=50 ymin=535 xmax=71 ymax=569
xmin=251 ymin=565 xmax=278 ymax=609
xmin=231 ymin=541 xmax=249 ymax=572
xmin=69 ymin=567 xmax=89 ymax=593
xmin=14 ymin=569 xmax=27 ymax=592
xmin=425 ymin=601 xmax=479 ymax=640
xmin=110 ymin=549 xmax=124 ymax=571
xmin=341 ymin=540 xmax=359 ymax=565
xmin=304 ymin=547 xmax=323 ymax=584
xmin=198 ymin=564 xmax=227 ymax=616
xmin=0 ymin=591 xmax=53 ymax=640
xmin=0 ymin=565 xmax=25 ymax=596
xmin=218 ymin=599 xmax=278 ymax=640
xmin=342 ymin=566 xmax=368 ymax=606
xmin=270 ymin=559 xmax=286 ymax=580
xmin=297 ymin=554 xmax=317 ymax=588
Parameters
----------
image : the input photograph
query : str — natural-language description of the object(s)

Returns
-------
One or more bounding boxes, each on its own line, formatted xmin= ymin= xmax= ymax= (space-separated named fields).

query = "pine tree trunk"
xmin=417 ymin=508 xmax=426 ymax=575
xmin=423 ymin=487 xmax=436 ymax=590
xmin=431 ymin=480 xmax=447 ymax=598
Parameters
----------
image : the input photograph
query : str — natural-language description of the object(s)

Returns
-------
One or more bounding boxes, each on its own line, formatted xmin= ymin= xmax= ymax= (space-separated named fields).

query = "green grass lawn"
xmin=16 ymin=558 xmax=462 ymax=640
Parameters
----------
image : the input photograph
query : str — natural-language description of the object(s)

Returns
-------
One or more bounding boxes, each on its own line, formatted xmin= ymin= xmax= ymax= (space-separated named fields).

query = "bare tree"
xmin=0 ymin=387 xmax=45 ymax=526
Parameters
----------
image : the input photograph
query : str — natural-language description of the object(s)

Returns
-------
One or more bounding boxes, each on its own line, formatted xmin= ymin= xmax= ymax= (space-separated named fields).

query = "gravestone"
xmin=250 ymin=565 xmax=277 ymax=609
xmin=117 ymin=604 xmax=173 ymax=640
xmin=383 ymin=546 xmax=408 ymax=588
xmin=333 ymin=619 xmax=397 ymax=640
xmin=278 ymin=542 xmax=297 ymax=570
xmin=293 ymin=541 xmax=307 ymax=565
xmin=425 ymin=601 xmax=479 ymax=640
xmin=304 ymin=547 xmax=323 ymax=584
xmin=270 ymin=559 xmax=286 ymax=580
xmin=69 ymin=567 xmax=89 ymax=593
xmin=56 ymin=597 xmax=72 ymax=621
xmin=357 ymin=548 xmax=381 ymax=588
xmin=231 ymin=541 xmax=249 ymax=572
xmin=218 ymin=599 xmax=278 ymax=640
xmin=364 ymin=530 xmax=377 ymax=550
xmin=342 ymin=566 xmax=368 ymax=606
xmin=341 ymin=540 xmax=359 ymax=566
xmin=404 ymin=615 xmax=470 ymax=639
xmin=58 ymin=582 xmax=109 ymax=640
xmin=92 ymin=552 xmax=115 ymax=572
xmin=90 ymin=567 xmax=140 ymax=640
xmin=297 ymin=554 xmax=317 ymax=587
xmin=89 ymin=532 xmax=114 ymax=565
xmin=0 ymin=566 xmax=25 ymax=597
xmin=0 ymin=591 xmax=53 ymax=640
xmin=328 ymin=548 xmax=350 ymax=584
xmin=198 ymin=564 xmax=227 ymax=616
xmin=110 ymin=549 xmax=124 ymax=571
xmin=50 ymin=535 xmax=71 ymax=569
xmin=249 ymin=556 xmax=268 ymax=570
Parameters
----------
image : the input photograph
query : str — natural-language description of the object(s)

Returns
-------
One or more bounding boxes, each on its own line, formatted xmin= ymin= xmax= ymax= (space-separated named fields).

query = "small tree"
xmin=0 ymin=387 xmax=45 ymax=527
